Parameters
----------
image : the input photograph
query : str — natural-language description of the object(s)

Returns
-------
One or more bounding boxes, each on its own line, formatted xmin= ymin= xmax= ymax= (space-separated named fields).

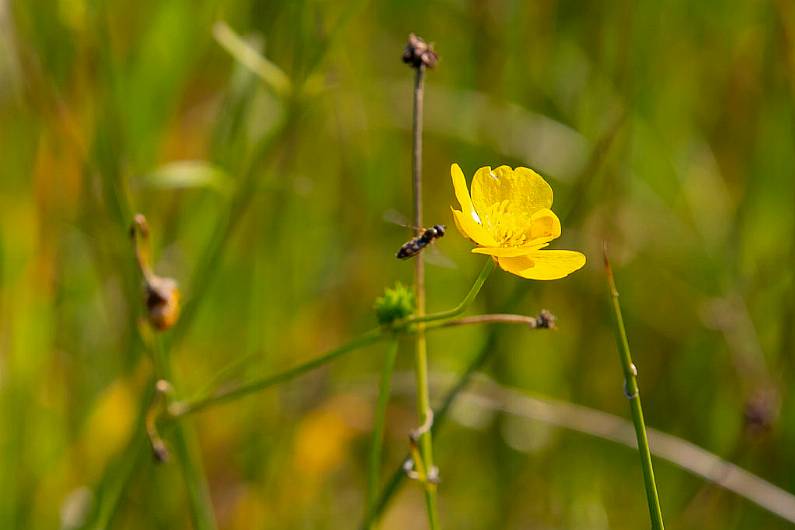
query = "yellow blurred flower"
xmin=451 ymin=163 xmax=586 ymax=279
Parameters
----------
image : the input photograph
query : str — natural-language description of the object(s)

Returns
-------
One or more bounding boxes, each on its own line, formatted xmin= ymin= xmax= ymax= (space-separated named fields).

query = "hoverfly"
xmin=384 ymin=209 xmax=456 ymax=268
xmin=396 ymin=224 xmax=446 ymax=259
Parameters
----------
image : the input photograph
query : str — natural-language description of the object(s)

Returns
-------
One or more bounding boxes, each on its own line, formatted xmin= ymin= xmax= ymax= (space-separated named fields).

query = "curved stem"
xmin=169 ymin=328 xmax=385 ymax=418
xmin=400 ymin=259 xmax=495 ymax=327
xmin=365 ymin=340 xmax=399 ymax=527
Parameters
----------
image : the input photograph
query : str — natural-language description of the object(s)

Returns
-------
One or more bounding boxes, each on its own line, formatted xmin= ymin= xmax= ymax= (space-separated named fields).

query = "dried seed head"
xmin=145 ymin=275 xmax=181 ymax=331
xmin=130 ymin=213 xmax=181 ymax=331
xmin=535 ymin=309 xmax=556 ymax=330
xmin=402 ymin=33 xmax=438 ymax=69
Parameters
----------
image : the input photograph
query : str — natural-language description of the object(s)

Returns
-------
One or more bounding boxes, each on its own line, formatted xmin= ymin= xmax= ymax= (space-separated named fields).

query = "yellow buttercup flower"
xmin=450 ymin=163 xmax=586 ymax=280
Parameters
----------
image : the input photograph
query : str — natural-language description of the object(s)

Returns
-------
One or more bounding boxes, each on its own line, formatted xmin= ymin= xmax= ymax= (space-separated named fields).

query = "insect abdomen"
xmin=396 ymin=238 xmax=426 ymax=259
xmin=395 ymin=226 xmax=445 ymax=259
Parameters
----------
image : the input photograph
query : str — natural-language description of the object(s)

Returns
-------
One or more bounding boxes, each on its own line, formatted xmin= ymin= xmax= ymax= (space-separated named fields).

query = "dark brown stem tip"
xmin=402 ymin=33 xmax=438 ymax=69
xmin=743 ymin=387 xmax=781 ymax=434
xmin=151 ymin=440 xmax=170 ymax=463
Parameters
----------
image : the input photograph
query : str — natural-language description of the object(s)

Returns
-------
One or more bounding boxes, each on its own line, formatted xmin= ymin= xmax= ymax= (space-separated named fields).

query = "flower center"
xmin=480 ymin=200 xmax=530 ymax=247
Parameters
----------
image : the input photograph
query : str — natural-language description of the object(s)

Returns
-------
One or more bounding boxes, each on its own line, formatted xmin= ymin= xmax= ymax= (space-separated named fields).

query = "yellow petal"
xmin=497 ymin=250 xmax=586 ymax=280
xmin=527 ymin=208 xmax=561 ymax=242
xmin=452 ymin=208 xmax=498 ymax=247
xmin=471 ymin=243 xmax=548 ymax=257
xmin=451 ymin=163 xmax=476 ymax=215
xmin=471 ymin=165 xmax=553 ymax=222
xmin=450 ymin=164 xmax=500 ymax=247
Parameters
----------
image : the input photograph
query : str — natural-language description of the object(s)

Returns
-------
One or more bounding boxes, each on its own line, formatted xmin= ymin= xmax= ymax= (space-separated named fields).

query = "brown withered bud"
xmin=151 ymin=438 xmax=170 ymax=463
xmin=145 ymin=275 xmax=181 ymax=331
xmin=130 ymin=213 xmax=181 ymax=331
xmin=535 ymin=309 xmax=557 ymax=330
xmin=743 ymin=387 xmax=780 ymax=434
xmin=131 ymin=213 xmax=149 ymax=239
xmin=402 ymin=33 xmax=438 ymax=69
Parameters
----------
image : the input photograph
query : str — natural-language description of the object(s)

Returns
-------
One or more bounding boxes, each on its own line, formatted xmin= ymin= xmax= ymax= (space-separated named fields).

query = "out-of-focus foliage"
xmin=1 ymin=0 xmax=795 ymax=529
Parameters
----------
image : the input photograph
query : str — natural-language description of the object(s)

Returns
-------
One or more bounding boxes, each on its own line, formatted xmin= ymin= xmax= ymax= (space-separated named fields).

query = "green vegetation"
xmin=2 ymin=1 xmax=795 ymax=529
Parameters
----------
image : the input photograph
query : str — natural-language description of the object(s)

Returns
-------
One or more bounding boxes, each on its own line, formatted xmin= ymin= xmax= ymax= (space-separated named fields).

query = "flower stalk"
xmin=427 ymin=310 xmax=555 ymax=331
xmin=604 ymin=246 xmax=665 ymax=530
xmin=365 ymin=340 xmax=400 ymax=527
xmin=401 ymin=259 xmax=495 ymax=327
xmin=405 ymin=33 xmax=441 ymax=530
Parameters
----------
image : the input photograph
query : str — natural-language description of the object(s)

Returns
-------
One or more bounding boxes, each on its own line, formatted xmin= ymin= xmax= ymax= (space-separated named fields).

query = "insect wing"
xmin=423 ymin=244 xmax=457 ymax=269
xmin=383 ymin=208 xmax=421 ymax=231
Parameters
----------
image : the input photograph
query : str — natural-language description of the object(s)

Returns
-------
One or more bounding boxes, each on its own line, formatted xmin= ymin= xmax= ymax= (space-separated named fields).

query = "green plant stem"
xmin=171 ymin=328 xmax=384 ymax=417
xmin=409 ymin=61 xmax=441 ymax=530
xmin=85 ymin=382 xmax=154 ymax=530
xmin=154 ymin=339 xmax=218 ymax=530
xmin=426 ymin=313 xmax=542 ymax=330
xmin=365 ymin=339 xmax=399 ymax=527
xmin=212 ymin=22 xmax=292 ymax=97
xmin=604 ymin=249 xmax=665 ymax=530
xmin=170 ymin=309 xmax=538 ymax=419
xmin=362 ymin=330 xmax=501 ymax=530
xmin=170 ymin=306 xmax=537 ymax=419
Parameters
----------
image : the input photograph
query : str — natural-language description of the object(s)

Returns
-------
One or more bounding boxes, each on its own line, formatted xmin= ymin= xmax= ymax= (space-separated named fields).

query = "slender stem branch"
xmin=604 ymin=246 xmax=665 ymax=530
xmin=170 ymin=423 xmax=217 ymax=530
xmin=427 ymin=313 xmax=543 ymax=330
xmin=366 ymin=340 xmax=400 ymax=527
xmin=169 ymin=328 xmax=384 ymax=418
xmin=168 ymin=309 xmax=548 ymax=419
xmin=195 ymin=350 xmax=259 ymax=399
xmin=169 ymin=308 xmax=546 ymax=420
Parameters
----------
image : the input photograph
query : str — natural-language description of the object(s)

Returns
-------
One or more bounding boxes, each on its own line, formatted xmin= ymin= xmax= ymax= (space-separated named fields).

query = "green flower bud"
xmin=374 ymin=283 xmax=415 ymax=326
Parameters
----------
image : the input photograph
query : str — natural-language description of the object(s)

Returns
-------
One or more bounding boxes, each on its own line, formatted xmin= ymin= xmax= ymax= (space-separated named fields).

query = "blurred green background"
xmin=3 ymin=0 xmax=795 ymax=528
